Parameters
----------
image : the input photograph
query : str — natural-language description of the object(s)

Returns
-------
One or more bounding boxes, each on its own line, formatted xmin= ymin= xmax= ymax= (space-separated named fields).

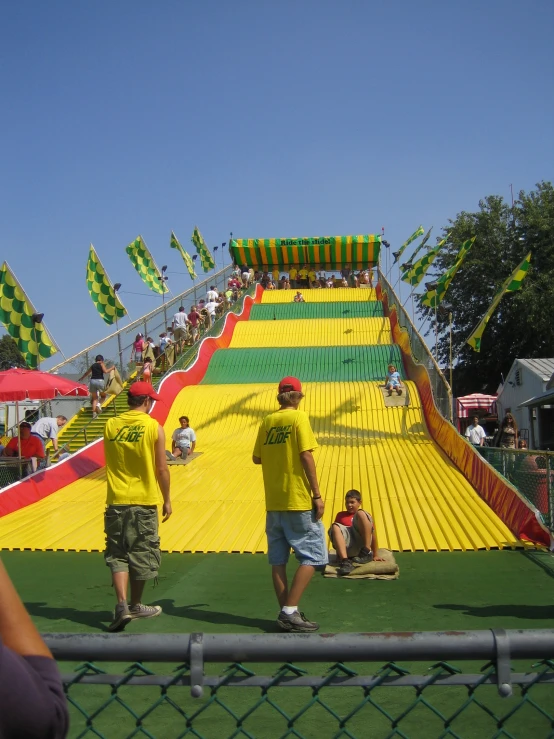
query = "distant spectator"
xmin=140 ymin=357 xmax=153 ymax=384
xmin=308 ymin=268 xmax=317 ymax=288
xmin=188 ymin=305 xmax=202 ymax=340
xmin=31 ymin=416 xmax=67 ymax=454
xmin=289 ymin=266 xmax=298 ymax=288
xmin=132 ymin=333 xmax=145 ymax=363
xmin=206 ymin=285 xmax=218 ymax=302
xmin=228 ymin=276 xmax=241 ymax=291
xmin=326 ymin=276 xmax=335 ymax=288
xmin=3 ymin=422 xmax=44 ymax=460
xmin=159 ymin=332 xmax=171 ymax=354
xmin=272 ymin=267 xmax=280 ymax=284
xmin=465 ymin=416 xmax=486 ymax=447
xmin=79 ymin=354 xmax=111 ymax=418
xmin=144 ymin=337 xmax=157 ymax=361
xmin=293 ymin=291 xmax=305 ymax=303
xmin=341 ymin=264 xmax=352 ymax=283
xmin=499 ymin=412 xmax=518 ymax=449
xmin=298 ymin=265 xmax=309 ymax=287
xmin=172 ymin=306 xmax=190 ymax=345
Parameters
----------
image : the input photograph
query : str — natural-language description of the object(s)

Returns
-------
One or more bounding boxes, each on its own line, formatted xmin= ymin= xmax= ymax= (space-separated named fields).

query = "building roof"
xmin=515 ymin=358 xmax=554 ymax=382
xmin=519 ymin=388 xmax=554 ymax=409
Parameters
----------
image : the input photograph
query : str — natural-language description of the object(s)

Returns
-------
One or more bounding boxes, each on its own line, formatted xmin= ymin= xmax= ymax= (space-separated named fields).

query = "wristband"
xmin=312 ymin=495 xmax=322 ymax=500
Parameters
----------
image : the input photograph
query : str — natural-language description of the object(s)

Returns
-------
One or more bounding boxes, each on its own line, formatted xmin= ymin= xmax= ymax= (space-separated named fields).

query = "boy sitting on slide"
xmin=329 ymin=490 xmax=385 ymax=576
xmin=385 ymin=364 xmax=402 ymax=396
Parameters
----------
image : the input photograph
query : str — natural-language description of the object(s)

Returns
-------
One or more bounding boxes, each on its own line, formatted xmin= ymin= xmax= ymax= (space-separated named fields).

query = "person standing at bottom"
xmin=253 ymin=376 xmax=327 ymax=633
xmin=103 ymin=382 xmax=172 ymax=632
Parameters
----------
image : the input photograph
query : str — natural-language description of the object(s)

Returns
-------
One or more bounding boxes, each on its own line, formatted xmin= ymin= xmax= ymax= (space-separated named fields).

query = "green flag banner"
xmin=191 ymin=226 xmax=215 ymax=272
xmin=170 ymin=231 xmax=197 ymax=280
xmin=393 ymin=225 xmax=425 ymax=263
xmin=466 ymin=252 xmax=532 ymax=352
xmin=421 ymin=238 xmax=475 ymax=308
xmin=401 ymin=236 xmax=446 ymax=286
xmin=86 ymin=246 xmax=127 ymax=325
xmin=126 ymin=236 xmax=168 ymax=295
xmin=400 ymin=227 xmax=433 ymax=271
xmin=0 ymin=262 xmax=58 ymax=368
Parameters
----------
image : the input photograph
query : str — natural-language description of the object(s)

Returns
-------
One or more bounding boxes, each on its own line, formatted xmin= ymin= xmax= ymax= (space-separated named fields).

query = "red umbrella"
xmin=0 ymin=368 xmax=89 ymax=401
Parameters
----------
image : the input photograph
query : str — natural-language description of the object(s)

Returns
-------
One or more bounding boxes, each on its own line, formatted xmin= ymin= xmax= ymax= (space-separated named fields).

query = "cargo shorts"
xmin=104 ymin=505 xmax=161 ymax=580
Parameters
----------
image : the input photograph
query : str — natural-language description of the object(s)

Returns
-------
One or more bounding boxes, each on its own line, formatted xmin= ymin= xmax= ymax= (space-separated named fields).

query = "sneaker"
xmin=92 ymin=412 xmax=98 ymax=420
xmin=277 ymin=610 xmax=319 ymax=633
xmin=337 ymin=559 xmax=354 ymax=576
xmin=352 ymin=550 xmax=374 ymax=565
xmin=97 ymin=406 xmax=103 ymax=414
xmin=107 ymin=602 xmax=132 ymax=632
xmin=165 ymin=450 xmax=176 ymax=461
xmin=129 ymin=603 xmax=162 ymax=620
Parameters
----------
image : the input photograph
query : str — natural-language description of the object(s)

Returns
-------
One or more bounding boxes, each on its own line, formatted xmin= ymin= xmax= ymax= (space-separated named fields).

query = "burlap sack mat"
xmin=324 ymin=549 xmax=399 ymax=580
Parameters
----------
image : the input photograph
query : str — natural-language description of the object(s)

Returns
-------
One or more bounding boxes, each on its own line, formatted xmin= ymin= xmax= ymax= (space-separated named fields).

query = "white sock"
xmin=282 ymin=606 xmax=298 ymax=615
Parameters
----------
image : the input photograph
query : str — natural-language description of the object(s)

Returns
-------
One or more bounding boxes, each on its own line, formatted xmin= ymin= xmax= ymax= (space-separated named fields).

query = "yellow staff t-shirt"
xmin=104 ymin=410 xmax=161 ymax=506
xmin=298 ymin=268 xmax=308 ymax=280
xmin=289 ymin=268 xmax=297 ymax=280
xmin=272 ymin=268 xmax=280 ymax=281
xmin=253 ymin=408 xmax=318 ymax=511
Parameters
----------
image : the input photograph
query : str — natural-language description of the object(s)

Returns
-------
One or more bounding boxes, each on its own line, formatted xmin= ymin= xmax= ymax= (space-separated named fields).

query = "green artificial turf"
xmin=3 ymin=550 xmax=554 ymax=739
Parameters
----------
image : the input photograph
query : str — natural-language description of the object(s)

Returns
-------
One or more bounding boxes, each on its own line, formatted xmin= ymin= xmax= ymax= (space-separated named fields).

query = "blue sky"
xmin=1 ymin=0 xmax=552 ymax=361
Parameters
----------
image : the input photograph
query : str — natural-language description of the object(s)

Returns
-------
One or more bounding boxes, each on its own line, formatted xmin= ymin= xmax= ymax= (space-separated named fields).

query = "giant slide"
xmin=0 ymin=287 xmax=548 ymax=552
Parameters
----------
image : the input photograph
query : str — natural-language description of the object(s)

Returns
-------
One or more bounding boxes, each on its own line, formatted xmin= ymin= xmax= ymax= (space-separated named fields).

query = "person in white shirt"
xmin=172 ymin=307 xmax=190 ymax=344
xmin=31 ymin=416 xmax=67 ymax=453
xmin=465 ymin=416 xmax=486 ymax=447
xmin=169 ymin=416 xmax=197 ymax=459
xmin=204 ymin=299 xmax=219 ymax=319
xmin=206 ymin=286 xmax=218 ymax=302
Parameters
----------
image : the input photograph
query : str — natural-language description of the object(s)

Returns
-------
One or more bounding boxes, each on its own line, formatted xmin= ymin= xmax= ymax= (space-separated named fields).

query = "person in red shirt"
xmin=329 ymin=489 xmax=384 ymax=576
xmin=188 ymin=305 xmax=202 ymax=342
xmin=3 ymin=422 xmax=45 ymax=461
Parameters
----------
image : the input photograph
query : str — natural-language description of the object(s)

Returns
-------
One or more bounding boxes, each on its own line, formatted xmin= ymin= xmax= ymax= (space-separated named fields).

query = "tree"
xmin=417 ymin=181 xmax=554 ymax=396
xmin=0 ymin=334 xmax=27 ymax=370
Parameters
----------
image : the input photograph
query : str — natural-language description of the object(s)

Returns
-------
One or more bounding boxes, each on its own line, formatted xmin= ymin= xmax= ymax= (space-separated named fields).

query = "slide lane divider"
xmin=0 ymin=286 xmax=262 ymax=519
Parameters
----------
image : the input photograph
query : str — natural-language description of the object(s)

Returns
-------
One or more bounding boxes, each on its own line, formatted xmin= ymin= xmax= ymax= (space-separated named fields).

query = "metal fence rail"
xmin=480 ymin=447 xmax=554 ymax=531
xmin=377 ymin=270 xmax=452 ymax=422
xmin=45 ymin=630 xmax=554 ymax=739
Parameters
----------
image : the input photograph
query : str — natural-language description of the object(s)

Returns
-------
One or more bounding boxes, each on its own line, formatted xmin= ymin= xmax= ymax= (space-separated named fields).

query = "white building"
xmin=496 ymin=358 xmax=554 ymax=449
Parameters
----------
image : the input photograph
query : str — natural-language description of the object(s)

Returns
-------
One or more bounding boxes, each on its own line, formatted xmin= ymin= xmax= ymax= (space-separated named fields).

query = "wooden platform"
xmin=380 ymin=385 xmax=409 ymax=407
xmin=167 ymin=451 xmax=202 ymax=465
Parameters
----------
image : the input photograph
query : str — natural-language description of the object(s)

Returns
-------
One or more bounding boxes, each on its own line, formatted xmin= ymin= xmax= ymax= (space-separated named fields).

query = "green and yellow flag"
xmin=401 ymin=236 xmax=446 ymax=286
xmin=191 ymin=226 xmax=215 ymax=272
xmin=126 ymin=236 xmax=168 ymax=295
xmin=0 ymin=262 xmax=58 ymax=368
xmin=421 ymin=238 xmax=475 ymax=308
xmin=393 ymin=225 xmax=425 ymax=263
xmin=400 ymin=227 xmax=433 ymax=271
xmin=467 ymin=252 xmax=531 ymax=352
xmin=170 ymin=231 xmax=197 ymax=280
xmin=86 ymin=246 xmax=127 ymax=325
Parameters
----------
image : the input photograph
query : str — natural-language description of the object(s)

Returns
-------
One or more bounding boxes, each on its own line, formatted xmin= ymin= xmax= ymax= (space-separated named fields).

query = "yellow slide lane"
xmin=0 ymin=382 xmax=518 ymax=552
xmin=261 ymin=288 xmax=377 ymax=303
xmin=230 ymin=318 xmax=392 ymax=348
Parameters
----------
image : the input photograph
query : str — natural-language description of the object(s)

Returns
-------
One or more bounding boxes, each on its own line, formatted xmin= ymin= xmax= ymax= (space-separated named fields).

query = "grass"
xmin=3 ymin=549 xmax=554 ymax=738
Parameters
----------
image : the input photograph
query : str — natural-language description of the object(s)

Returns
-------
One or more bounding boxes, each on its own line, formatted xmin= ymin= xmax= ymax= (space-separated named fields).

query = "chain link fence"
xmin=46 ymin=630 xmax=554 ymax=739
xmin=377 ymin=271 xmax=452 ymax=421
xmin=480 ymin=447 xmax=554 ymax=531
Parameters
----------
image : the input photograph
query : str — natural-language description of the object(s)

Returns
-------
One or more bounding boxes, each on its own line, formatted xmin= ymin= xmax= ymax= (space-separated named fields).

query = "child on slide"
xmin=385 ymin=364 xmax=402 ymax=396
xmin=329 ymin=490 xmax=385 ymax=576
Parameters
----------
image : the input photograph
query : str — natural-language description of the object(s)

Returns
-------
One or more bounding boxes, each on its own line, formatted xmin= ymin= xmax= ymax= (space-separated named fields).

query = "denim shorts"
xmin=266 ymin=510 xmax=328 ymax=567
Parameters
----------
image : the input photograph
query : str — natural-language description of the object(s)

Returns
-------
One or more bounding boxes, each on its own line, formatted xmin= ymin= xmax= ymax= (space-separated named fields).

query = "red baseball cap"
xmin=278 ymin=376 xmax=302 ymax=393
xmin=128 ymin=382 xmax=161 ymax=400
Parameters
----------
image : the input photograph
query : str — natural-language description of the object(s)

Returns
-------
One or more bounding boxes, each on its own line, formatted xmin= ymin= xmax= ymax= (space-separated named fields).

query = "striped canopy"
xmin=456 ymin=393 xmax=497 ymax=418
xmin=230 ymin=235 xmax=381 ymax=270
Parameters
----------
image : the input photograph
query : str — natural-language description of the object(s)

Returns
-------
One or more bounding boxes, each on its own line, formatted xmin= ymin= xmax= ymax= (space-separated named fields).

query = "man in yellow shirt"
xmin=288 ymin=266 xmax=297 ymax=288
xmin=253 ymin=377 xmax=327 ymax=632
xmin=298 ymin=265 xmax=309 ymax=287
xmin=103 ymin=382 xmax=172 ymax=631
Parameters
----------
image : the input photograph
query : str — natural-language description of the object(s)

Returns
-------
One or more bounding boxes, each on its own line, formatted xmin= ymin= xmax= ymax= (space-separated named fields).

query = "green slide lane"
xmin=201 ymin=345 xmax=404 ymax=385
xmin=250 ymin=302 xmax=384 ymax=320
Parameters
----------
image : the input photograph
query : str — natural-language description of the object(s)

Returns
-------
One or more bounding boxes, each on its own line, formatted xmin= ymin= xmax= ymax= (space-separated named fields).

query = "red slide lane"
xmin=377 ymin=284 xmax=551 ymax=548
xmin=0 ymin=287 xmax=262 ymax=518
